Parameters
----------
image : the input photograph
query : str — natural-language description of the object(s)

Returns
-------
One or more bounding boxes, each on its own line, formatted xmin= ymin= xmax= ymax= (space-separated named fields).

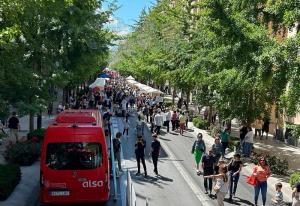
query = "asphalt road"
xmin=120 ymin=114 xmax=276 ymax=206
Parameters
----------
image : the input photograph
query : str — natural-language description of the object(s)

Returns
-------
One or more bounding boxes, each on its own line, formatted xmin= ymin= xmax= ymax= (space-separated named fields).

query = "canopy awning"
xmin=126 ymin=76 xmax=135 ymax=80
xmin=89 ymin=78 xmax=106 ymax=89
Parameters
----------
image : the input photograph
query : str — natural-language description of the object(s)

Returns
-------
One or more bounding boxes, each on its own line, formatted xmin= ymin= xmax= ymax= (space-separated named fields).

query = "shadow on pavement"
xmin=159 ymin=137 xmax=172 ymax=141
xmin=231 ymin=197 xmax=255 ymax=205
xmin=157 ymin=174 xmax=173 ymax=182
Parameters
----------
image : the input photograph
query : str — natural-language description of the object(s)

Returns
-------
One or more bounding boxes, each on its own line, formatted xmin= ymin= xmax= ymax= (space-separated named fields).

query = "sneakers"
xmin=135 ymin=172 xmax=140 ymax=176
xmin=205 ymin=190 xmax=208 ymax=194
xmin=144 ymin=173 xmax=148 ymax=177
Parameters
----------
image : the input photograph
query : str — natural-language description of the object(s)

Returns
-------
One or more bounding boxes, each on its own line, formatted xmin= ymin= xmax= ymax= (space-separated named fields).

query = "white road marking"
xmin=159 ymin=139 xmax=212 ymax=206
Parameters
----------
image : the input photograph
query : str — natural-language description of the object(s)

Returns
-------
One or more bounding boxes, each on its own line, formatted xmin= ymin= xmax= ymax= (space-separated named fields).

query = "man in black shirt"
xmin=239 ymin=123 xmax=248 ymax=153
xmin=202 ymin=149 xmax=215 ymax=195
xmin=113 ymin=132 xmax=122 ymax=172
xmin=135 ymin=136 xmax=147 ymax=177
xmin=8 ymin=112 xmax=20 ymax=142
xmin=150 ymin=134 xmax=161 ymax=175
xmin=227 ymin=153 xmax=243 ymax=201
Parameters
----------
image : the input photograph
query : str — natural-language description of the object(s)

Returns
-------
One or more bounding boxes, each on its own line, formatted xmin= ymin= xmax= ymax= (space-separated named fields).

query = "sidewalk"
xmin=188 ymin=121 xmax=293 ymax=204
xmin=0 ymin=114 xmax=54 ymax=206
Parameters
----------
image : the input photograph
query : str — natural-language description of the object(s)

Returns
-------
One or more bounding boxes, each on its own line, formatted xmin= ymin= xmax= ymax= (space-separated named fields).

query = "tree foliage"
xmin=0 ymin=0 xmax=114 ymax=118
xmin=111 ymin=0 xmax=299 ymax=123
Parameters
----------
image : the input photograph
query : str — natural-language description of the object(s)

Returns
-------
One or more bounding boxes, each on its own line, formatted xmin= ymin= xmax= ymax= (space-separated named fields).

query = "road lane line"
xmin=159 ymin=139 xmax=212 ymax=206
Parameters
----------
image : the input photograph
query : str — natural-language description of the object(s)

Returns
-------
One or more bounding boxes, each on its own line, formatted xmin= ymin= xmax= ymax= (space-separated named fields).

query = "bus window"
xmin=46 ymin=142 xmax=102 ymax=170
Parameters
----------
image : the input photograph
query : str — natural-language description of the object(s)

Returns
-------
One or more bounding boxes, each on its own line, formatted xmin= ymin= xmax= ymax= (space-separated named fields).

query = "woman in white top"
xmin=243 ymin=127 xmax=254 ymax=157
xmin=293 ymin=183 xmax=300 ymax=206
xmin=204 ymin=165 xmax=228 ymax=206
xmin=123 ymin=117 xmax=130 ymax=136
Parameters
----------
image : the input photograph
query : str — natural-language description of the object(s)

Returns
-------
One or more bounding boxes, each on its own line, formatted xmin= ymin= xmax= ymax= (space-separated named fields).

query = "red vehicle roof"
xmin=55 ymin=110 xmax=103 ymax=126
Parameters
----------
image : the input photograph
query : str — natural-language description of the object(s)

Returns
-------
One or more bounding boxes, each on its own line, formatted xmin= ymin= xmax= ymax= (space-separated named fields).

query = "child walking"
xmin=272 ymin=182 xmax=284 ymax=205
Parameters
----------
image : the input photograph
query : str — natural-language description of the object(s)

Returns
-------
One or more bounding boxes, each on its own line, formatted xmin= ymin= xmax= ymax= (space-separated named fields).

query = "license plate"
xmin=50 ymin=191 xmax=70 ymax=196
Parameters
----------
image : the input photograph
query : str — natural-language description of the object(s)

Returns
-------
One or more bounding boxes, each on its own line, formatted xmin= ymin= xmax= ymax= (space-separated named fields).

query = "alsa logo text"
xmin=82 ymin=180 xmax=103 ymax=188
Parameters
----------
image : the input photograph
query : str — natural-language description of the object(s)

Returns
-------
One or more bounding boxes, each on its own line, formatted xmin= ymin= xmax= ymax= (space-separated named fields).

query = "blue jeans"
xmin=243 ymin=142 xmax=253 ymax=157
xmin=254 ymin=181 xmax=267 ymax=205
xmin=229 ymin=172 xmax=239 ymax=198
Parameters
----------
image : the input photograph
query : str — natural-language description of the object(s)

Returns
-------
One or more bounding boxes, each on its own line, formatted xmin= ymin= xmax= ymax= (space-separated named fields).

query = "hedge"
xmin=192 ymin=117 xmax=209 ymax=129
xmin=4 ymin=141 xmax=40 ymax=166
xmin=251 ymin=152 xmax=289 ymax=175
xmin=27 ymin=128 xmax=46 ymax=142
xmin=0 ymin=164 xmax=21 ymax=200
xmin=290 ymin=172 xmax=300 ymax=187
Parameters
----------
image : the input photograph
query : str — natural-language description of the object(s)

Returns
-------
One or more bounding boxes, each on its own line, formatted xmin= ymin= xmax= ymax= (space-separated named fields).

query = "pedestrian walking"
xmin=184 ymin=111 xmax=189 ymax=129
xmin=212 ymin=137 xmax=223 ymax=163
xmin=191 ymin=133 xmax=206 ymax=175
xmin=252 ymin=157 xmax=271 ymax=206
xmin=205 ymin=165 xmax=229 ymax=206
xmin=123 ymin=117 xmax=130 ymax=136
xmin=292 ymin=182 xmax=300 ymax=206
xmin=171 ymin=110 xmax=178 ymax=131
xmin=242 ymin=127 xmax=254 ymax=157
xmin=179 ymin=112 xmax=186 ymax=135
xmin=135 ymin=136 xmax=147 ymax=177
xmin=227 ymin=153 xmax=243 ymax=201
xmin=202 ymin=149 xmax=215 ymax=195
xmin=113 ymin=132 xmax=122 ymax=172
xmin=164 ymin=108 xmax=171 ymax=133
xmin=150 ymin=134 xmax=161 ymax=175
xmin=143 ymin=105 xmax=149 ymax=122
xmin=239 ymin=122 xmax=248 ymax=153
xmin=136 ymin=115 xmax=144 ymax=136
xmin=271 ymin=182 xmax=284 ymax=205
xmin=121 ymin=98 xmax=127 ymax=117
xmin=254 ymin=118 xmax=263 ymax=139
xmin=154 ymin=109 xmax=164 ymax=135
xmin=220 ymin=128 xmax=230 ymax=156
xmin=47 ymin=102 xmax=53 ymax=118
xmin=8 ymin=112 xmax=20 ymax=143
xmin=262 ymin=117 xmax=270 ymax=139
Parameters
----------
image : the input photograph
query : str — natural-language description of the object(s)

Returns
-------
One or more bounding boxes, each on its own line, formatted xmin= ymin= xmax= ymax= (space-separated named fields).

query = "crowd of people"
xmin=50 ymin=75 xmax=300 ymax=206
xmin=2 ymin=74 xmax=299 ymax=206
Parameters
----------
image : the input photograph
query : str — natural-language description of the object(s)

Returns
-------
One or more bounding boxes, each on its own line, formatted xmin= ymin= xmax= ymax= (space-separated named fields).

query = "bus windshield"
xmin=46 ymin=142 xmax=102 ymax=170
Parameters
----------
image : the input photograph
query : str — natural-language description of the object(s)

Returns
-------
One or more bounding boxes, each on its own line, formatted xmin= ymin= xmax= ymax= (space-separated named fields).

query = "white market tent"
xmin=126 ymin=76 xmax=135 ymax=80
xmin=89 ymin=78 xmax=106 ymax=89
xmin=126 ymin=79 xmax=138 ymax=85
xmin=125 ymin=75 xmax=163 ymax=95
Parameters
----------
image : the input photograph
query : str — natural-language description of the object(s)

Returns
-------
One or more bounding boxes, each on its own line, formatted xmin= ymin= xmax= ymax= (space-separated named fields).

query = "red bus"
xmin=40 ymin=110 xmax=110 ymax=204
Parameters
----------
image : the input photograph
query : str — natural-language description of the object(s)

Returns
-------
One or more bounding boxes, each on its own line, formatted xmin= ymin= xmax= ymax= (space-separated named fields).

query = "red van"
xmin=40 ymin=110 xmax=110 ymax=204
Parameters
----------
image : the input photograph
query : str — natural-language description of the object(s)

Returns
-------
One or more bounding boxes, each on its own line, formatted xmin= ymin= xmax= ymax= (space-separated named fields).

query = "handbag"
xmin=246 ymin=167 xmax=258 ymax=186
xmin=246 ymin=175 xmax=258 ymax=186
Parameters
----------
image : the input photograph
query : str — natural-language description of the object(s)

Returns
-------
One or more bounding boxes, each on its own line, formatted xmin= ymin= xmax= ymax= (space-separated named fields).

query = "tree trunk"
xmin=208 ymin=106 xmax=213 ymax=124
xmin=29 ymin=112 xmax=34 ymax=132
xmin=37 ymin=109 xmax=42 ymax=129
xmin=186 ymin=91 xmax=190 ymax=111
xmin=172 ymin=87 xmax=176 ymax=105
